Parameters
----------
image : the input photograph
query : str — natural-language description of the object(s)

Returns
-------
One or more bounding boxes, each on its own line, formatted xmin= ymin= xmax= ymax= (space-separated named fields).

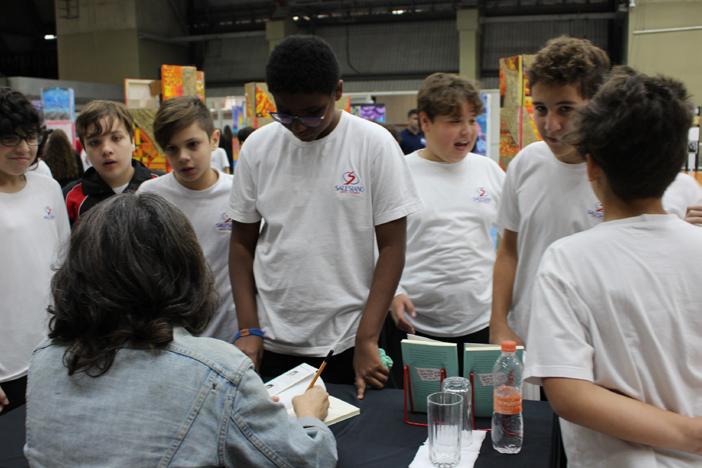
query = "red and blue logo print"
xmin=336 ymin=170 xmax=365 ymax=194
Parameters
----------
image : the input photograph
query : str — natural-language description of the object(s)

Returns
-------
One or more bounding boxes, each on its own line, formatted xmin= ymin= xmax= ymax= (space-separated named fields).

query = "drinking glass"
xmin=441 ymin=376 xmax=473 ymax=447
xmin=427 ymin=392 xmax=463 ymax=467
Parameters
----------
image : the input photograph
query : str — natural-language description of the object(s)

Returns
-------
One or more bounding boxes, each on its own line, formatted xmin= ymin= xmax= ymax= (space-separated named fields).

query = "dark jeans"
xmin=380 ymin=316 xmax=490 ymax=389
xmin=260 ymin=347 xmax=356 ymax=385
xmin=0 ymin=376 xmax=27 ymax=416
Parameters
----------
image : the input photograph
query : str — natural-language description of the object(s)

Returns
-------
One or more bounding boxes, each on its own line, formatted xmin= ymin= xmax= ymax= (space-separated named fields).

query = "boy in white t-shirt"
xmin=0 ymin=88 xmax=70 ymax=414
xmin=489 ymin=36 xmax=611 ymax=345
xmin=525 ymin=68 xmax=702 ymax=468
xmin=210 ymin=146 xmax=231 ymax=174
xmin=228 ymin=35 xmax=422 ymax=398
xmin=389 ymin=73 xmax=504 ymax=363
xmin=138 ymin=96 xmax=236 ymax=342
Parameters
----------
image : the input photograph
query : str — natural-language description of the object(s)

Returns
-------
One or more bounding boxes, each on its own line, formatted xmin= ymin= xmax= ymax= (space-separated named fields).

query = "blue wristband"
xmin=234 ymin=327 xmax=265 ymax=342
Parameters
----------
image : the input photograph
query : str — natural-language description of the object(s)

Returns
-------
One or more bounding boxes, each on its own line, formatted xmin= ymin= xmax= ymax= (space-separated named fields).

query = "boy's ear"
xmin=210 ymin=128 xmax=221 ymax=149
xmin=418 ymin=111 xmax=431 ymax=133
xmin=334 ymin=80 xmax=343 ymax=101
xmin=585 ymin=155 xmax=603 ymax=182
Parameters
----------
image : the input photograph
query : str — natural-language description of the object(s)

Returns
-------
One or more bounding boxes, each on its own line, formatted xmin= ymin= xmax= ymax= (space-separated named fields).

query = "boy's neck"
xmin=602 ymin=196 xmax=666 ymax=222
xmin=553 ymin=148 xmax=585 ymax=165
xmin=104 ymin=165 xmax=135 ymax=190
xmin=176 ymin=167 xmax=219 ymax=191
xmin=0 ymin=172 xmax=27 ymax=193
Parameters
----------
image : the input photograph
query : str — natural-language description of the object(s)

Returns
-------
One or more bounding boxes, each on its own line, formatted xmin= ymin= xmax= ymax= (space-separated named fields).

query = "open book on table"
xmin=401 ymin=335 xmax=524 ymax=416
xmin=265 ymin=363 xmax=360 ymax=426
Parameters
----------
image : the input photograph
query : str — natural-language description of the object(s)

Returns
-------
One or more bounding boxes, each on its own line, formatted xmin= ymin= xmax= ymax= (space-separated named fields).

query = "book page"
xmin=265 ymin=363 xmax=359 ymax=426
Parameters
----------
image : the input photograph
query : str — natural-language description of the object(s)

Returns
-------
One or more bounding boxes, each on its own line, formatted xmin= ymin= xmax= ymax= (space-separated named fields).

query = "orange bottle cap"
xmin=501 ymin=340 xmax=517 ymax=352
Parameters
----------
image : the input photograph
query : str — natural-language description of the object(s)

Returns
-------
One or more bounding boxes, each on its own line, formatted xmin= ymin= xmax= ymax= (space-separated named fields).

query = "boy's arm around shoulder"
xmin=544 ymin=377 xmax=702 ymax=455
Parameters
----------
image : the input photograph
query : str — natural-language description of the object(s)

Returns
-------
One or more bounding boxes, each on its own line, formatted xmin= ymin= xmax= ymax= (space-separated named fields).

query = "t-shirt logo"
xmin=587 ymin=202 xmax=604 ymax=219
xmin=215 ymin=213 xmax=233 ymax=231
xmin=43 ymin=206 xmax=56 ymax=220
xmin=472 ymin=187 xmax=492 ymax=203
xmin=335 ymin=170 xmax=365 ymax=194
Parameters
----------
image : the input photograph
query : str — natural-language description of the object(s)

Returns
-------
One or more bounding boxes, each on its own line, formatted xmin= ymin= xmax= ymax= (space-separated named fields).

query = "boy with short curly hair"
xmin=525 ymin=68 xmax=702 ymax=468
xmin=228 ymin=35 xmax=422 ymax=398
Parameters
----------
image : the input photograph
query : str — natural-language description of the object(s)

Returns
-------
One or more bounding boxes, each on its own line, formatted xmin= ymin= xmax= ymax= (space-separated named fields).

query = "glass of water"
xmin=441 ymin=376 xmax=473 ymax=447
xmin=427 ymin=392 xmax=463 ymax=467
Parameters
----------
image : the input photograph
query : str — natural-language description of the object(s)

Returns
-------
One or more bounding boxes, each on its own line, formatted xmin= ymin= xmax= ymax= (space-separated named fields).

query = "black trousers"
xmin=0 ymin=376 xmax=27 ymax=416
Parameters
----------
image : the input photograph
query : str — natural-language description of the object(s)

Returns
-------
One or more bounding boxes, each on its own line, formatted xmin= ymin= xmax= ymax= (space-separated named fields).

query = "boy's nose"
xmin=545 ymin=113 xmax=562 ymax=133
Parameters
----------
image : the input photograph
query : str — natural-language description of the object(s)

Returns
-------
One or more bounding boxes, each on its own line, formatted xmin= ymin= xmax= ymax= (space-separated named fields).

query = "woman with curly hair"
xmin=24 ymin=193 xmax=337 ymax=467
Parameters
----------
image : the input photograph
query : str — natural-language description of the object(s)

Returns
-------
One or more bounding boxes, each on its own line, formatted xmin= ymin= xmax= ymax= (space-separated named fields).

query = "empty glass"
xmin=441 ymin=376 xmax=473 ymax=447
xmin=427 ymin=392 xmax=463 ymax=467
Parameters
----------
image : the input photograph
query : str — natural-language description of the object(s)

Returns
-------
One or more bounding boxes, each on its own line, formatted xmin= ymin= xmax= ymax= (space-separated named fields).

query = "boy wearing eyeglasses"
xmin=228 ymin=35 xmax=422 ymax=399
xmin=0 ymin=88 xmax=70 ymax=414
xmin=64 ymin=100 xmax=157 ymax=225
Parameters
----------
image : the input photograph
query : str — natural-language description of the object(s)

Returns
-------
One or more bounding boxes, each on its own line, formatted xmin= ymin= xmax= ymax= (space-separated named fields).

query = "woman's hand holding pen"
xmin=353 ymin=339 xmax=389 ymax=400
xmin=293 ymin=386 xmax=330 ymax=421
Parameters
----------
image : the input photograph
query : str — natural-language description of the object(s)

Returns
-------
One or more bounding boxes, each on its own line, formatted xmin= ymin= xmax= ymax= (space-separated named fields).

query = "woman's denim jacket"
xmin=24 ymin=328 xmax=337 ymax=467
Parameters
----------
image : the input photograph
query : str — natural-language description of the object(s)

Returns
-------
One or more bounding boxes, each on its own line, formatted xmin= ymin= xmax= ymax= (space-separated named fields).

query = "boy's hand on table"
xmin=236 ymin=335 xmax=263 ymax=371
xmin=390 ymin=294 xmax=416 ymax=334
xmin=353 ymin=340 xmax=389 ymax=400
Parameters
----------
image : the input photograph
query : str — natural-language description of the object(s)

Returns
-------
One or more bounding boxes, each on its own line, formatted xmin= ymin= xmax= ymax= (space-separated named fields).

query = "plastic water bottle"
xmin=491 ymin=340 xmax=523 ymax=454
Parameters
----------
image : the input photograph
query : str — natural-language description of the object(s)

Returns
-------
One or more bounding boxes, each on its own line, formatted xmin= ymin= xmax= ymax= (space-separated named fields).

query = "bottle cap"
xmin=501 ymin=340 xmax=517 ymax=352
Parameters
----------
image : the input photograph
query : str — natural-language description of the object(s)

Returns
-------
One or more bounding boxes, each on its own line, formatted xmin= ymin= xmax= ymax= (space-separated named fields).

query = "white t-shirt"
xmin=662 ymin=172 xmax=702 ymax=219
xmin=211 ymin=148 xmax=230 ymax=173
xmin=496 ymin=141 xmax=602 ymax=341
xmin=399 ymin=151 xmax=505 ymax=337
xmin=29 ymin=160 xmax=53 ymax=178
xmin=138 ymin=171 xmax=237 ymax=341
xmin=0 ymin=173 xmax=70 ymax=382
xmin=228 ymin=111 xmax=423 ymax=356
xmin=524 ymin=214 xmax=702 ymax=468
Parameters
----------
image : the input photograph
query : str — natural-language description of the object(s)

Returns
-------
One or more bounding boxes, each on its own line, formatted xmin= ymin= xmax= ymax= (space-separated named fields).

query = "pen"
xmin=307 ymin=350 xmax=334 ymax=390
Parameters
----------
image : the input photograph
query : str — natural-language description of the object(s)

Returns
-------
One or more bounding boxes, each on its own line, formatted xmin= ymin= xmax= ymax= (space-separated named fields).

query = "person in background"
xmin=41 ymin=129 xmax=83 ymax=188
xmin=0 ymin=87 xmax=70 ymax=415
xmin=138 ymin=96 xmax=237 ymax=342
xmin=64 ymin=100 xmax=157 ymax=225
xmin=221 ymin=124 xmax=234 ymax=169
xmin=236 ymin=126 xmax=255 ymax=147
xmin=399 ymin=109 xmax=425 ymax=155
xmin=228 ymin=35 xmax=422 ymax=398
xmin=525 ymin=68 xmax=702 ymax=468
xmin=24 ymin=193 xmax=337 ymax=467
xmin=388 ymin=73 xmax=504 ymax=379
xmin=210 ymin=144 xmax=231 ymax=174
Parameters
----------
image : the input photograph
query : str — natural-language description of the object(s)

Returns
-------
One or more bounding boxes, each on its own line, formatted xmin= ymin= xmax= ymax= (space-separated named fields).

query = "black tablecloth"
xmin=328 ymin=384 xmax=558 ymax=468
xmin=0 ymin=388 xmax=558 ymax=468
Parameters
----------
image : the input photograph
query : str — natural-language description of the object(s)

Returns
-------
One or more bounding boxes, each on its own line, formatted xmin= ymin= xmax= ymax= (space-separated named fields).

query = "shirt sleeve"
xmin=52 ymin=183 xmax=71 ymax=261
xmin=524 ymin=246 xmax=595 ymax=386
xmin=496 ymin=156 xmax=521 ymax=233
xmin=227 ymin=148 xmax=262 ymax=223
xmin=370 ymin=133 xmax=423 ymax=226
xmin=224 ymin=364 xmax=337 ymax=468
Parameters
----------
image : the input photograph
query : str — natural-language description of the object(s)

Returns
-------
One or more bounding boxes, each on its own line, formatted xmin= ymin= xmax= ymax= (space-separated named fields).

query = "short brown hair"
xmin=153 ymin=96 xmax=214 ymax=149
xmin=417 ymin=73 xmax=484 ymax=121
xmin=76 ymin=100 xmax=134 ymax=146
xmin=527 ymin=36 xmax=610 ymax=100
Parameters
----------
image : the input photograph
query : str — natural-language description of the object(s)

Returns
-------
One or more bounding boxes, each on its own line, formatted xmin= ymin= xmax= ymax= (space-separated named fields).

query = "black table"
xmin=328 ymin=384 xmax=559 ymax=468
xmin=0 ymin=389 xmax=559 ymax=468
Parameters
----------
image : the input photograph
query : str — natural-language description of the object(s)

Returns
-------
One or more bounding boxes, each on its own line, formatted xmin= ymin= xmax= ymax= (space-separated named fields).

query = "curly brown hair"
xmin=574 ymin=67 xmax=692 ymax=201
xmin=48 ymin=193 xmax=217 ymax=377
xmin=527 ymin=36 xmax=611 ymax=100
xmin=418 ymin=73 xmax=484 ymax=121
xmin=76 ymin=100 xmax=135 ymax=146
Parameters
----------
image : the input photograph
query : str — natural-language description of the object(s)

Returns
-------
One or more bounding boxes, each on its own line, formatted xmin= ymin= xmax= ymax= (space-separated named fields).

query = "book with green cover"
xmin=400 ymin=335 xmax=459 ymax=412
xmin=463 ymin=343 xmax=525 ymax=417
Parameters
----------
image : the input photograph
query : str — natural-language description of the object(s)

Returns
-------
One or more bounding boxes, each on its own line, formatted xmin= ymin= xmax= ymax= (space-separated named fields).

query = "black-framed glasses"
xmin=269 ymin=112 xmax=327 ymax=128
xmin=0 ymin=133 xmax=43 ymax=148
